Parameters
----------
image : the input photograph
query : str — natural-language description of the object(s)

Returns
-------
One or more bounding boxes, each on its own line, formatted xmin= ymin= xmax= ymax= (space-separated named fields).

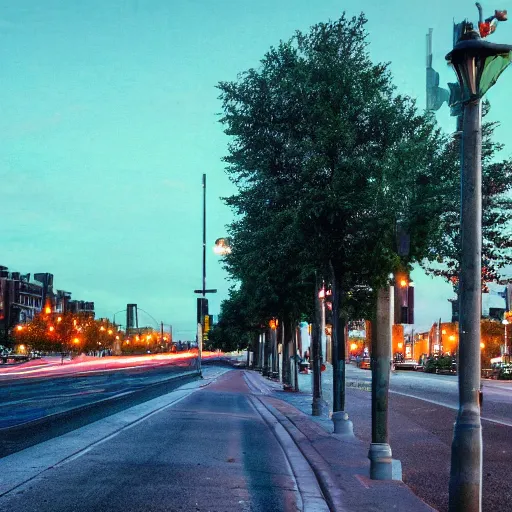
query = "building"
xmin=54 ymin=290 xmax=72 ymax=314
xmin=0 ymin=264 xmax=95 ymax=343
xmin=67 ymin=300 xmax=95 ymax=317
xmin=1 ymin=267 xmax=44 ymax=342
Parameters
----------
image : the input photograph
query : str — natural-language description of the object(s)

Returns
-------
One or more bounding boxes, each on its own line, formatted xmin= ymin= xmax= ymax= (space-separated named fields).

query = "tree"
xmin=217 ymin=13 xmax=464 ymax=406
xmin=13 ymin=315 xmax=55 ymax=352
xmin=481 ymin=318 xmax=506 ymax=367
xmin=207 ymin=287 xmax=259 ymax=354
xmin=422 ymin=101 xmax=512 ymax=291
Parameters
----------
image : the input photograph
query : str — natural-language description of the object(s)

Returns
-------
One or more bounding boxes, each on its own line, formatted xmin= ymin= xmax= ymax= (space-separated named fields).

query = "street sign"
xmin=194 ymin=289 xmax=217 ymax=294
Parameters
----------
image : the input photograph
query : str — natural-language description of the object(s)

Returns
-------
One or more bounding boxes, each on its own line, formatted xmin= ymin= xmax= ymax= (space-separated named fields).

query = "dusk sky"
xmin=2 ymin=1 xmax=512 ymax=339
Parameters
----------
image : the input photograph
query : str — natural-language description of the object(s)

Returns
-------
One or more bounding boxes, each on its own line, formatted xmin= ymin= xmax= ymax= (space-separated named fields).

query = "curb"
xmin=245 ymin=370 xmax=437 ymax=512
xmin=243 ymin=370 xmax=347 ymax=512
xmin=254 ymin=395 xmax=348 ymax=512
xmin=250 ymin=395 xmax=331 ymax=512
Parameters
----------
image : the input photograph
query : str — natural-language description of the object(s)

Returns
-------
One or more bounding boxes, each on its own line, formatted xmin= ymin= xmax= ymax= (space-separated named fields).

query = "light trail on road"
xmin=0 ymin=352 xmax=220 ymax=380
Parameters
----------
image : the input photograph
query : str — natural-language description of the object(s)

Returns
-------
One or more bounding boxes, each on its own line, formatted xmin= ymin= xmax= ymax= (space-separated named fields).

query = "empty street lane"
xmin=0 ymin=370 xmax=324 ymax=512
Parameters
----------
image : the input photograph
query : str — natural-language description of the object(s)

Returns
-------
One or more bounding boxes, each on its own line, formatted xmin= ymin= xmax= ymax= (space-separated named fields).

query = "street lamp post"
xmin=368 ymin=285 xmax=395 ymax=480
xmin=112 ymin=309 xmax=126 ymax=330
xmin=446 ymin=13 xmax=512 ymax=511
xmin=193 ymin=174 xmax=218 ymax=376
xmin=502 ymin=319 xmax=509 ymax=355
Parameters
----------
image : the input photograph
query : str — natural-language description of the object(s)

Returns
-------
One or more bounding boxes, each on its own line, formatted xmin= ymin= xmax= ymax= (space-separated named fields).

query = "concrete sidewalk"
xmin=244 ymin=369 xmax=436 ymax=512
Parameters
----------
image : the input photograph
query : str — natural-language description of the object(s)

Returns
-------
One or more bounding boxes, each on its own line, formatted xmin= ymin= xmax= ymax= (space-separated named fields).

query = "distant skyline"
xmin=2 ymin=1 xmax=511 ymax=339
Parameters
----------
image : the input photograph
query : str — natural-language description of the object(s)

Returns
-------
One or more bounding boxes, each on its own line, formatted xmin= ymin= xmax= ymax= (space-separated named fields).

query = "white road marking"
xmin=389 ymin=390 xmax=512 ymax=427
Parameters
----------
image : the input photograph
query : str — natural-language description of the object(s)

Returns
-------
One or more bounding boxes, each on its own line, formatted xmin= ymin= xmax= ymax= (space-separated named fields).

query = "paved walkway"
xmin=244 ymin=367 xmax=436 ymax=512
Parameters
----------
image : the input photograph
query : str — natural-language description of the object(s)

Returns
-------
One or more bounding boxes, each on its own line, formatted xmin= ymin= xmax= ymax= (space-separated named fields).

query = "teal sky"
xmin=2 ymin=1 xmax=511 ymax=338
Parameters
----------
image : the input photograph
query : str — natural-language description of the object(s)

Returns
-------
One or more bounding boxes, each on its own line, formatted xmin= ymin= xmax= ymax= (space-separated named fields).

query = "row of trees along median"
xmin=209 ymin=13 xmax=512 ymax=407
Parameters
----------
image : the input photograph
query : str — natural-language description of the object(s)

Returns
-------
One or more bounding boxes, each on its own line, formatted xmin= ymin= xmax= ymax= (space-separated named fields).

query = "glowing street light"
xmin=213 ymin=237 xmax=232 ymax=255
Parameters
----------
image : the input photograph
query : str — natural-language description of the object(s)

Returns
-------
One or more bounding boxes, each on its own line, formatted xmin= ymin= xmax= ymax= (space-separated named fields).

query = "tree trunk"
xmin=285 ymin=318 xmax=294 ymax=388
xmin=293 ymin=323 xmax=299 ymax=391
xmin=312 ymin=274 xmax=324 ymax=415
xmin=330 ymin=262 xmax=346 ymax=412
xmin=272 ymin=326 xmax=278 ymax=377
xmin=282 ymin=320 xmax=289 ymax=385
xmin=262 ymin=330 xmax=269 ymax=376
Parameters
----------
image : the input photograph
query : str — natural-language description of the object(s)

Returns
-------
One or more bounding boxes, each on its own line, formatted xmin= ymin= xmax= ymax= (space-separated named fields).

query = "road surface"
xmin=0 ymin=368 xmax=326 ymax=512
xmin=302 ymin=364 xmax=512 ymax=512
xmin=0 ymin=354 xmax=198 ymax=430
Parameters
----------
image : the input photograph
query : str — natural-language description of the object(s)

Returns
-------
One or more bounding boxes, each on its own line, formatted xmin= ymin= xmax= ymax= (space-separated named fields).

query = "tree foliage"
xmin=215 ymin=12 xmax=512 ymax=349
xmin=422 ymin=101 xmax=512 ymax=291
xmin=13 ymin=312 xmax=118 ymax=354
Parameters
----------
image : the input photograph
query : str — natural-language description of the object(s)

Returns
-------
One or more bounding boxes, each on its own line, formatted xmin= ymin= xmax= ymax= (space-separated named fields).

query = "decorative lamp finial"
xmin=476 ymin=3 xmax=508 ymax=38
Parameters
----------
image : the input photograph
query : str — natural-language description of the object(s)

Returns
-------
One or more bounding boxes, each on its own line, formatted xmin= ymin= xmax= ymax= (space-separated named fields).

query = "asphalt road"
xmin=306 ymin=365 xmax=512 ymax=512
xmin=0 ymin=369 xmax=323 ymax=512
xmin=0 ymin=356 xmax=197 ymax=429
xmin=0 ymin=355 xmax=205 ymax=458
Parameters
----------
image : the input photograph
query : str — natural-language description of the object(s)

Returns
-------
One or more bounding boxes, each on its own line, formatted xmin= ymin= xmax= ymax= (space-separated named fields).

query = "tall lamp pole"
xmin=503 ymin=319 xmax=509 ymax=355
xmin=446 ymin=9 xmax=511 ymax=511
xmin=194 ymin=174 xmax=217 ymax=375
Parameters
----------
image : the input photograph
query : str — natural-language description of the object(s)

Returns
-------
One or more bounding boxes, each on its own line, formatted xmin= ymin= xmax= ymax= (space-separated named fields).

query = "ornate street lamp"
xmin=446 ymin=33 xmax=511 ymax=104
xmin=445 ymin=8 xmax=511 ymax=512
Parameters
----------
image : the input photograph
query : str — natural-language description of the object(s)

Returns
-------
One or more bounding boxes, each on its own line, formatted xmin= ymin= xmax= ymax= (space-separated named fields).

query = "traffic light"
xmin=196 ymin=298 xmax=208 ymax=325
xmin=426 ymin=66 xmax=450 ymax=112
xmin=394 ymin=273 xmax=414 ymax=325
xmin=448 ymin=82 xmax=463 ymax=117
